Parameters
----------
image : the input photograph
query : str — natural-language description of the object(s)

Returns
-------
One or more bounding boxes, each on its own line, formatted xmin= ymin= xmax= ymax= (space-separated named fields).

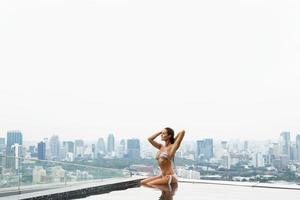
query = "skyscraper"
xmin=6 ymin=131 xmax=23 ymax=168
xmin=92 ymin=144 xmax=96 ymax=159
xmin=49 ymin=135 xmax=60 ymax=160
xmin=280 ymin=132 xmax=291 ymax=160
xmin=6 ymin=131 xmax=23 ymax=153
xmin=96 ymin=138 xmax=106 ymax=155
xmin=197 ymin=139 xmax=213 ymax=161
xmin=296 ymin=135 xmax=300 ymax=161
xmin=221 ymin=141 xmax=228 ymax=150
xmin=107 ymin=134 xmax=115 ymax=153
xmin=63 ymin=141 xmax=75 ymax=154
xmin=37 ymin=141 xmax=46 ymax=160
xmin=126 ymin=138 xmax=140 ymax=159
xmin=75 ymin=140 xmax=84 ymax=158
xmin=11 ymin=144 xmax=22 ymax=170
xmin=0 ymin=137 xmax=5 ymax=152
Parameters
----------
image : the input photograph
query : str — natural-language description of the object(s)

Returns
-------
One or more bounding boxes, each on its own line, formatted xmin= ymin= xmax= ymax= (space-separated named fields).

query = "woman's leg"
xmin=147 ymin=175 xmax=177 ymax=185
xmin=140 ymin=175 xmax=162 ymax=185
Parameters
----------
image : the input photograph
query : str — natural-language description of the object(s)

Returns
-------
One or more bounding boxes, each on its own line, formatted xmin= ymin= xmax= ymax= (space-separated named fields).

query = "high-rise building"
xmin=126 ymin=138 xmax=140 ymax=159
xmin=196 ymin=139 xmax=213 ymax=161
xmin=0 ymin=138 xmax=5 ymax=149
xmin=254 ymin=152 xmax=264 ymax=168
xmin=107 ymin=134 xmax=115 ymax=153
xmin=11 ymin=143 xmax=22 ymax=170
xmin=96 ymin=138 xmax=106 ymax=155
xmin=116 ymin=139 xmax=126 ymax=158
xmin=50 ymin=135 xmax=60 ymax=160
xmin=221 ymin=141 xmax=228 ymax=150
xmin=6 ymin=131 xmax=23 ymax=153
xmin=280 ymin=132 xmax=291 ymax=159
xmin=92 ymin=144 xmax=96 ymax=159
xmin=6 ymin=131 xmax=23 ymax=169
xmin=63 ymin=141 xmax=75 ymax=154
xmin=37 ymin=141 xmax=46 ymax=160
xmin=296 ymin=135 xmax=300 ymax=161
xmin=75 ymin=140 xmax=84 ymax=158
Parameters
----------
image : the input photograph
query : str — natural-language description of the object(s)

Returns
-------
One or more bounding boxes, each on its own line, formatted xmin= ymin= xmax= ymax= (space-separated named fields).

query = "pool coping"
xmin=1 ymin=177 xmax=143 ymax=200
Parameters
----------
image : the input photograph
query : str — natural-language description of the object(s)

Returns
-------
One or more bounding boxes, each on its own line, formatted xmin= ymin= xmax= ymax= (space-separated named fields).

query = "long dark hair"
xmin=165 ymin=127 xmax=175 ymax=144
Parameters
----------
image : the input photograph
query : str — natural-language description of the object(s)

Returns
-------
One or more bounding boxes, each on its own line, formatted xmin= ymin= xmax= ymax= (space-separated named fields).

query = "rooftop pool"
xmin=84 ymin=181 xmax=300 ymax=200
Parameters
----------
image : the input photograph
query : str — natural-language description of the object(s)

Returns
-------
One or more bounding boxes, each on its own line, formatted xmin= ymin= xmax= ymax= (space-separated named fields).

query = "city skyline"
xmin=1 ymin=129 xmax=300 ymax=142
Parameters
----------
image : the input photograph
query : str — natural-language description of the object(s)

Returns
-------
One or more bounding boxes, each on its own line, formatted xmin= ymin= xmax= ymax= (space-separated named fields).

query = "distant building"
xmin=63 ymin=141 xmax=75 ymax=154
xmin=6 ymin=131 xmax=23 ymax=153
xmin=75 ymin=140 xmax=84 ymax=158
xmin=50 ymin=166 xmax=65 ymax=182
xmin=221 ymin=141 xmax=228 ymax=150
xmin=37 ymin=141 xmax=46 ymax=160
xmin=92 ymin=144 xmax=96 ymax=159
xmin=50 ymin=135 xmax=60 ymax=160
xmin=255 ymin=152 xmax=264 ymax=168
xmin=11 ymin=144 xmax=22 ymax=170
xmin=176 ymin=167 xmax=200 ymax=179
xmin=0 ymin=137 xmax=5 ymax=150
xmin=280 ymin=132 xmax=291 ymax=160
xmin=116 ymin=139 xmax=126 ymax=158
xmin=221 ymin=151 xmax=231 ymax=169
xmin=107 ymin=134 xmax=115 ymax=153
xmin=96 ymin=138 xmax=106 ymax=156
xmin=296 ymin=135 xmax=300 ymax=161
xmin=126 ymin=138 xmax=140 ymax=159
xmin=33 ymin=166 xmax=46 ymax=184
xmin=197 ymin=139 xmax=213 ymax=161
xmin=6 ymin=131 xmax=23 ymax=169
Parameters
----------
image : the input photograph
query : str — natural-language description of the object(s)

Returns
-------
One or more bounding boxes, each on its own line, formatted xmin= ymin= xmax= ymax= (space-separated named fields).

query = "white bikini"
xmin=157 ymin=151 xmax=178 ymax=186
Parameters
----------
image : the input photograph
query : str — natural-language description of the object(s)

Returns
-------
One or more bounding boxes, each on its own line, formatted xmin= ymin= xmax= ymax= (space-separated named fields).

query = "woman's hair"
xmin=165 ymin=127 xmax=175 ymax=144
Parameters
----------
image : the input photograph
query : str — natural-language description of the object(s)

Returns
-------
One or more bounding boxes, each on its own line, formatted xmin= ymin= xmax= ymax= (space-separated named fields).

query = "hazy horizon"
xmin=1 ymin=0 xmax=300 ymax=141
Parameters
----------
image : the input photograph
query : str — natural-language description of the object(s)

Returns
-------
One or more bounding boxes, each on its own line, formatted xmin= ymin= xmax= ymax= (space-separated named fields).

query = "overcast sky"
xmin=0 ymin=0 xmax=299 ymax=142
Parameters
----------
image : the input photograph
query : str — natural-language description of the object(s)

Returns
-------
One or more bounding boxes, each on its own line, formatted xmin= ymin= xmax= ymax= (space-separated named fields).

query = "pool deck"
xmin=2 ymin=177 xmax=300 ymax=200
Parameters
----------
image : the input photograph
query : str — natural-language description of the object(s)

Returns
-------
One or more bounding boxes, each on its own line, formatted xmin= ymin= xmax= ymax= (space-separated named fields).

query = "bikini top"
xmin=159 ymin=151 xmax=170 ymax=160
xmin=157 ymin=151 xmax=177 ymax=174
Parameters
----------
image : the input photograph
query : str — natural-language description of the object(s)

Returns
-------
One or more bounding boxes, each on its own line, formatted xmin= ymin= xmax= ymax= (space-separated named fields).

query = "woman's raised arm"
xmin=148 ymin=130 xmax=162 ymax=150
xmin=170 ymin=130 xmax=185 ymax=157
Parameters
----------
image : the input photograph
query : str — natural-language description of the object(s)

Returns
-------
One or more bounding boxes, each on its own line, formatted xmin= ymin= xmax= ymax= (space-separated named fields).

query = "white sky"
xmin=0 ymin=0 xmax=300 ymax=142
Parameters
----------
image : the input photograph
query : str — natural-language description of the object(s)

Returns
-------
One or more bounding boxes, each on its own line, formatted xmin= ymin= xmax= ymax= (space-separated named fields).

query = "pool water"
xmin=84 ymin=182 xmax=300 ymax=200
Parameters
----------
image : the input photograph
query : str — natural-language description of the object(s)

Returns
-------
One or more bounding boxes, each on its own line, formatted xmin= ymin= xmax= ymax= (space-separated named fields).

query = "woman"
xmin=141 ymin=128 xmax=185 ymax=186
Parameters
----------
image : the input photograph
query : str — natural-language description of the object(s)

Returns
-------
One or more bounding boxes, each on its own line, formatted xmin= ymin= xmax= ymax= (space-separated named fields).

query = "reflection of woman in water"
xmin=143 ymin=182 xmax=178 ymax=200
xmin=141 ymin=128 xmax=185 ymax=186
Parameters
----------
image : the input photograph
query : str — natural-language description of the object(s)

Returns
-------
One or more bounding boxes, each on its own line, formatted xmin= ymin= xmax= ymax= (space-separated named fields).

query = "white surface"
xmin=85 ymin=182 xmax=300 ymax=200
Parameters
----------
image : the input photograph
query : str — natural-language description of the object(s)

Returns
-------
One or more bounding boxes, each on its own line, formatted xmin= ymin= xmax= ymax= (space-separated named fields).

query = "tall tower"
xmin=107 ymin=134 xmax=115 ymax=153
xmin=97 ymin=138 xmax=106 ymax=155
xmin=6 ymin=131 xmax=23 ymax=154
xmin=75 ymin=140 xmax=84 ymax=158
xmin=37 ymin=141 xmax=46 ymax=160
xmin=50 ymin=135 xmax=60 ymax=160
xmin=296 ymin=135 xmax=300 ymax=161
xmin=197 ymin=139 xmax=213 ymax=161
xmin=126 ymin=138 xmax=140 ymax=159
xmin=280 ymin=132 xmax=291 ymax=160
